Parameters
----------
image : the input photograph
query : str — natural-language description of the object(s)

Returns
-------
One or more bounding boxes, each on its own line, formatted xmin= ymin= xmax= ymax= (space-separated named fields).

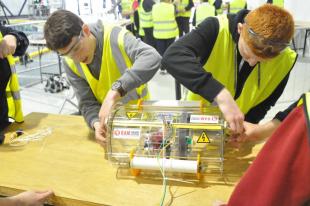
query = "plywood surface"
xmin=0 ymin=113 xmax=264 ymax=206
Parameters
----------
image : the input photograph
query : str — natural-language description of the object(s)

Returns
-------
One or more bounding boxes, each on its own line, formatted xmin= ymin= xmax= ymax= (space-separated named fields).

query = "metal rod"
xmin=17 ymin=63 xmax=58 ymax=74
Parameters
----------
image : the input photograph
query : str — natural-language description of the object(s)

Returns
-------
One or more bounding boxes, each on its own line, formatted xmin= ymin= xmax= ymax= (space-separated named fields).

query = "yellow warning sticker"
xmin=126 ymin=112 xmax=137 ymax=119
xmin=197 ymin=131 xmax=210 ymax=143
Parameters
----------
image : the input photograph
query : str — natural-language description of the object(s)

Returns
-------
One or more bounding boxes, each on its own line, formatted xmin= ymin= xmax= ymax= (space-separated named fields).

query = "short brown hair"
xmin=242 ymin=4 xmax=294 ymax=59
xmin=44 ymin=10 xmax=83 ymax=51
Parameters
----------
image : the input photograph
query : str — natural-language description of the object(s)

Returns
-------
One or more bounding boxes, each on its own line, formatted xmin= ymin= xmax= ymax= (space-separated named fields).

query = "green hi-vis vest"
xmin=187 ymin=15 xmax=297 ymax=115
xmin=137 ymin=4 xmax=145 ymax=36
xmin=139 ymin=0 xmax=153 ymax=28
xmin=209 ymin=0 xmax=215 ymax=6
xmin=196 ymin=3 xmax=215 ymax=26
xmin=1 ymin=32 xmax=24 ymax=123
xmin=229 ymin=0 xmax=246 ymax=14
xmin=121 ymin=0 xmax=134 ymax=23
xmin=65 ymin=24 xmax=149 ymax=105
xmin=272 ymin=0 xmax=284 ymax=8
xmin=152 ymin=2 xmax=178 ymax=39
xmin=298 ymin=92 xmax=310 ymax=140
xmin=176 ymin=0 xmax=191 ymax=17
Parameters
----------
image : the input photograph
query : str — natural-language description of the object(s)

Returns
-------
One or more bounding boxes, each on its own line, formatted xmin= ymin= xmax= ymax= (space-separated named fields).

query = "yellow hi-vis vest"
xmin=195 ymin=3 xmax=215 ymax=26
xmin=297 ymin=92 xmax=310 ymax=138
xmin=229 ymin=0 xmax=246 ymax=14
xmin=187 ymin=15 xmax=297 ymax=115
xmin=1 ymin=32 xmax=24 ymax=123
xmin=209 ymin=0 xmax=215 ymax=6
xmin=176 ymin=0 xmax=191 ymax=17
xmin=121 ymin=0 xmax=134 ymax=23
xmin=65 ymin=25 xmax=149 ymax=104
xmin=137 ymin=3 xmax=145 ymax=36
xmin=152 ymin=2 xmax=178 ymax=39
xmin=139 ymin=0 xmax=153 ymax=28
xmin=272 ymin=0 xmax=284 ymax=8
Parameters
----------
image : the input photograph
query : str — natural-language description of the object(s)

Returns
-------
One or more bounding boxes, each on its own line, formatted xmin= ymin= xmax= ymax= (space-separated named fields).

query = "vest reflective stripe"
xmin=187 ymin=15 xmax=297 ymax=115
xmin=176 ymin=0 xmax=191 ymax=17
xmin=116 ymin=28 xmax=149 ymax=101
xmin=139 ymin=0 xmax=153 ymax=28
xmin=121 ymin=0 xmax=132 ymax=13
xmin=273 ymin=0 xmax=284 ymax=8
xmin=1 ymin=32 xmax=24 ymax=122
xmin=6 ymin=90 xmax=21 ymax=100
xmin=196 ymin=3 xmax=215 ymax=25
xmin=152 ymin=2 xmax=178 ymax=39
xmin=65 ymin=24 xmax=149 ymax=104
xmin=229 ymin=0 xmax=246 ymax=14
xmin=121 ymin=0 xmax=134 ymax=22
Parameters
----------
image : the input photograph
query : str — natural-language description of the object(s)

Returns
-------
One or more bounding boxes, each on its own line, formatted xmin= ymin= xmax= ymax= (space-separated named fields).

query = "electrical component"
xmin=106 ymin=101 xmax=226 ymax=181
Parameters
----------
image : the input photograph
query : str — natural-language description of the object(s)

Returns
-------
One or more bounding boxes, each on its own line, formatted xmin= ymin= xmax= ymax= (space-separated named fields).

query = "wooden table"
xmin=0 ymin=113 xmax=264 ymax=206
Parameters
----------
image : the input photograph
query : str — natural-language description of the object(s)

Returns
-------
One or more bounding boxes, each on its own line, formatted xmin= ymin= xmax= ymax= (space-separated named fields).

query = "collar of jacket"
xmin=227 ymin=9 xmax=250 ymax=44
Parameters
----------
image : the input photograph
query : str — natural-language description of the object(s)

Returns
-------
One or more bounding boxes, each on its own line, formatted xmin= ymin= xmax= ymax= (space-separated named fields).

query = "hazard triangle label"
xmin=197 ymin=131 xmax=210 ymax=143
xmin=126 ymin=112 xmax=137 ymax=119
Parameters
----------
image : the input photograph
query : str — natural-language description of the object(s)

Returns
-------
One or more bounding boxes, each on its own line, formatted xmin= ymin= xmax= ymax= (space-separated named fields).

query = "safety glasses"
xmin=58 ymin=30 xmax=83 ymax=57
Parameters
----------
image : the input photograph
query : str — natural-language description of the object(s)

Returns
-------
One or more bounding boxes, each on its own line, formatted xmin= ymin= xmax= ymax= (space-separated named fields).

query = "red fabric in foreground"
xmin=227 ymin=106 xmax=310 ymax=206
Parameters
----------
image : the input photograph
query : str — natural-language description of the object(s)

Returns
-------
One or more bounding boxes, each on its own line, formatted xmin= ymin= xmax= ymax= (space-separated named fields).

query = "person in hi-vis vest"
xmin=228 ymin=0 xmax=247 ymax=14
xmin=121 ymin=0 xmax=136 ymax=35
xmin=0 ymin=25 xmax=55 ymax=206
xmin=224 ymin=92 xmax=310 ymax=205
xmin=174 ymin=0 xmax=194 ymax=37
xmin=192 ymin=0 xmax=216 ymax=27
xmin=44 ymin=10 xmax=161 ymax=146
xmin=231 ymin=93 xmax=308 ymax=143
xmin=152 ymin=0 xmax=178 ymax=74
xmin=162 ymin=4 xmax=297 ymax=135
xmin=139 ymin=0 xmax=156 ymax=48
xmin=0 ymin=25 xmax=28 ymax=132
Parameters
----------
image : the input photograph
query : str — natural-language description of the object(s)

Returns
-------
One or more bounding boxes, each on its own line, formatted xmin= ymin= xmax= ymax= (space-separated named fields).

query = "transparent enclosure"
xmin=106 ymin=101 xmax=227 ymax=180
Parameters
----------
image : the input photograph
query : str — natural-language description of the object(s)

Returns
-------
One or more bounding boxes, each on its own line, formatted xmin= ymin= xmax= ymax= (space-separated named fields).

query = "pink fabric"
xmin=132 ymin=0 xmax=139 ymax=10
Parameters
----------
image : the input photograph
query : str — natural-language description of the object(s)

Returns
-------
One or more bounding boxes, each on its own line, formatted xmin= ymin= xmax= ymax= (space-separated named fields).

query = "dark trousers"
xmin=176 ymin=16 xmax=190 ymax=37
xmin=155 ymin=37 xmax=175 ymax=70
xmin=0 ymin=64 xmax=10 ymax=132
xmin=126 ymin=23 xmax=136 ymax=36
xmin=143 ymin=27 xmax=156 ymax=49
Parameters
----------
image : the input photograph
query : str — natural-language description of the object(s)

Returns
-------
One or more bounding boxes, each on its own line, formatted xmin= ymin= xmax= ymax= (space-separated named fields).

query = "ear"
xmin=237 ymin=22 xmax=243 ymax=34
xmin=81 ymin=24 xmax=91 ymax=36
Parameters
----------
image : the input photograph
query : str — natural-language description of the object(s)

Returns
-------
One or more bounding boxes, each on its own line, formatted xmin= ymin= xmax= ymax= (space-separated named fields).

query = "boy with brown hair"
xmin=44 ymin=10 xmax=161 ymax=146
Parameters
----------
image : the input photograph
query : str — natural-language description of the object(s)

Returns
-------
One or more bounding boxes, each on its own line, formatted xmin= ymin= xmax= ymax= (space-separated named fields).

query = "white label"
xmin=112 ymin=128 xmax=141 ymax=139
xmin=190 ymin=115 xmax=219 ymax=124
xmin=156 ymin=113 xmax=174 ymax=121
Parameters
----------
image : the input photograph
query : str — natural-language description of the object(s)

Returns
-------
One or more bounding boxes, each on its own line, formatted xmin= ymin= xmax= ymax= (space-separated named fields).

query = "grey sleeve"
xmin=118 ymin=33 xmax=161 ymax=92
xmin=63 ymin=61 xmax=100 ymax=129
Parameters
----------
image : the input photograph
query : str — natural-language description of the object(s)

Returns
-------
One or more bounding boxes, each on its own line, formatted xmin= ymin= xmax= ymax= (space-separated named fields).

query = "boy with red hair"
xmin=162 ymin=4 xmax=296 ymax=135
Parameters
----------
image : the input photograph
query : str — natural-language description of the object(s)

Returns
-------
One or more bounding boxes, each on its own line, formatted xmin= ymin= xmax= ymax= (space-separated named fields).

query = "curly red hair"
xmin=242 ymin=4 xmax=294 ymax=59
